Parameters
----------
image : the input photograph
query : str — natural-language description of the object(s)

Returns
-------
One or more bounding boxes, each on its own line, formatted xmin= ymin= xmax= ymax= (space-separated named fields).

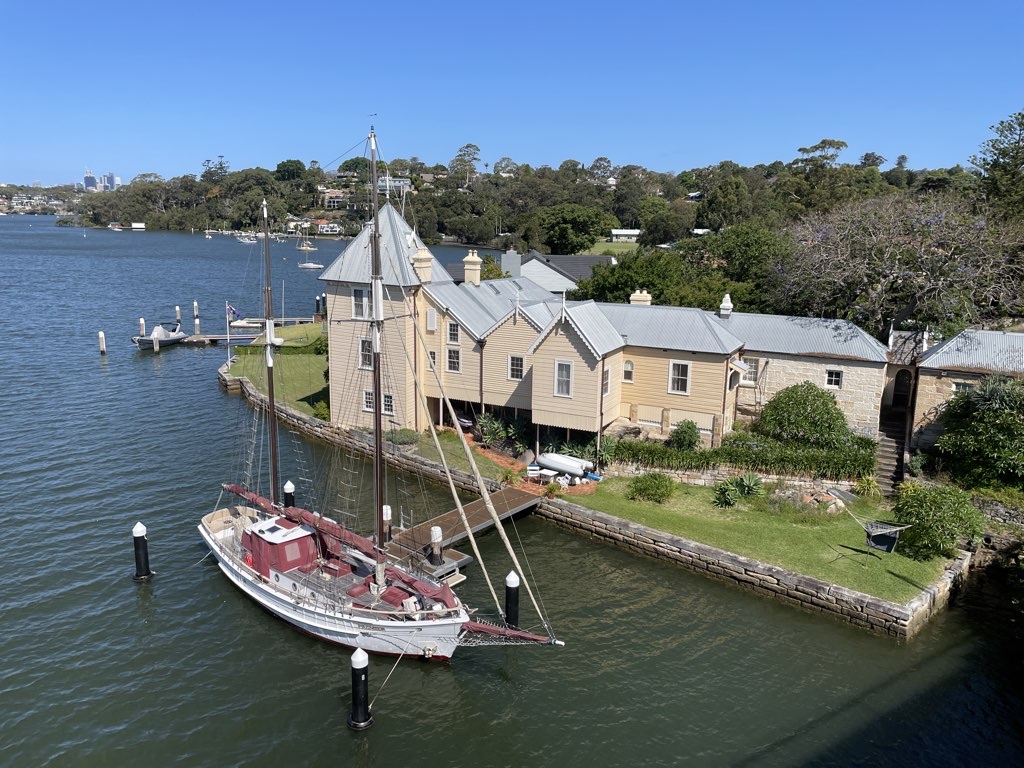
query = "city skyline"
xmin=2 ymin=1 xmax=1023 ymax=187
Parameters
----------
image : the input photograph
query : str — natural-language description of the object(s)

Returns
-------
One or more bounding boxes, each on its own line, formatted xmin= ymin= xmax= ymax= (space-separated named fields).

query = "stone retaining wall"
xmin=602 ymin=461 xmax=856 ymax=493
xmin=533 ymin=496 xmax=971 ymax=640
xmin=220 ymin=363 xmax=968 ymax=639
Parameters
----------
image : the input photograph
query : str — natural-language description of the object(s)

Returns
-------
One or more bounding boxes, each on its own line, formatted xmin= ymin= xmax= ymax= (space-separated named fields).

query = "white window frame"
xmin=447 ymin=321 xmax=460 ymax=344
xmin=554 ymin=360 xmax=573 ymax=398
xmin=668 ymin=360 xmax=690 ymax=395
xmin=352 ymin=288 xmax=371 ymax=319
xmin=623 ymin=360 xmax=634 ymax=383
xmin=447 ymin=348 xmax=461 ymax=373
xmin=953 ymin=381 xmax=972 ymax=393
xmin=741 ymin=357 xmax=760 ymax=385
xmin=426 ymin=308 xmax=437 ymax=332
xmin=826 ymin=369 xmax=843 ymax=388
xmin=362 ymin=390 xmax=394 ymax=415
xmin=358 ymin=338 xmax=372 ymax=369
xmin=508 ymin=355 xmax=524 ymax=381
xmin=428 ymin=350 xmax=436 ymax=370
xmin=602 ymin=367 xmax=610 ymax=395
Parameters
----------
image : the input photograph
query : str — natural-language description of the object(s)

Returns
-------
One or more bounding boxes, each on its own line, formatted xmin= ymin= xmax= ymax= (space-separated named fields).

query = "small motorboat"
xmin=132 ymin=321 xmax=188 ymax=351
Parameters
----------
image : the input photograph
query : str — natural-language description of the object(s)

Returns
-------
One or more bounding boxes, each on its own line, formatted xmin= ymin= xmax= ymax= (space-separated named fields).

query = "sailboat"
xmin=296 ymin=225 xmax=323 ymax=269
xmin=199 ymin=132 xmax=560 ymax=660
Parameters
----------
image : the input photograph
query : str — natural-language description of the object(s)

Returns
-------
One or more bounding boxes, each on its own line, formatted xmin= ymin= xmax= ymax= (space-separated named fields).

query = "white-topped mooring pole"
xmin=139 ymin=317 xmax=146 ymax=337
xmin=347 ymin=648 xmax=373 ymax=730
xmin=429 ymin=525 xmax=443 ymax=566
xmin=283 ymin=480 xmax=295 ymax=508
xmin=98 ymin=331 xmax=106 ymax=355
xmin=132 ymin=522 xmax=153 ymax=580
xmin=193 ymin=300 xmax=200 ymax=335
xmin=175 ymin=305 xmax=181 ymax=322
xmin=505 ymin=570 xmax=520 ymax=628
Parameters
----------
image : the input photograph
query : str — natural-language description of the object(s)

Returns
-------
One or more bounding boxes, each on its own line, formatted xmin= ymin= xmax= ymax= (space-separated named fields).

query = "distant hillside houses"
xmin=610 ymin=228 xmax=641 ymax=242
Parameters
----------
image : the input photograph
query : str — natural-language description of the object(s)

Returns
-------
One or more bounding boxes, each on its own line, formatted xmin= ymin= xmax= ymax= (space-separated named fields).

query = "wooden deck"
xmin=386 ymin=487 xmax=540 ymax=561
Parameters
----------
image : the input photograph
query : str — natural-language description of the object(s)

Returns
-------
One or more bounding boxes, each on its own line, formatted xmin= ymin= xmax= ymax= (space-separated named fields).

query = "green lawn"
xmin=573 ymin=477 xmax=946 ymax=604
xmin=581 ymin=241 xmax=639 ymax=256
xmin=410 ymin=429 xmax=508 ymax=482
xmin=230 ymin=324 xmax=328 ymax=416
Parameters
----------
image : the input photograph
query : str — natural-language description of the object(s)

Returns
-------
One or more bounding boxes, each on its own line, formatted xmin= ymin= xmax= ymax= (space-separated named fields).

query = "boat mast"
xmin=261 ymin=199 xmax=281 ymax=506
xmin=369 ymin=130 xmax=387 ymax=584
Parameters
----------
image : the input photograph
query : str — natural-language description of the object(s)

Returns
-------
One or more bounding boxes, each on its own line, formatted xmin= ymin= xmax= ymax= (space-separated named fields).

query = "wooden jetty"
xmin=386 ymin=486 xmax=540 ymax=582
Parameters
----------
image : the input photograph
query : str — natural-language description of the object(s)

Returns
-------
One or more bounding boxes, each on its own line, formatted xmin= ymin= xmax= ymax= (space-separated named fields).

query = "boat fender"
xmin=243 ymin=552 xmax=254 ymax=567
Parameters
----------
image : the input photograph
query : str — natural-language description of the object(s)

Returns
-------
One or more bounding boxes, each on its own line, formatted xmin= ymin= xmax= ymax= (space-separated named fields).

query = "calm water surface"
xmin=1 ymin=216 xmax=1021 ymax=767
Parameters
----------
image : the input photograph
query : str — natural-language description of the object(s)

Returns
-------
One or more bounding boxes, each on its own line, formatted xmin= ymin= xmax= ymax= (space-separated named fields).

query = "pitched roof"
xmin=528 ymin=300 xmax=625 ymax=358
xmin=523 ymin=249 xmax=616 ymax=282
xmin=422 ymin=276 xmax=553 ymax=341
xmin=705 ymin=311 xmax=889 ymax=363
xmin=919 ymin=329 xmax=1024 ymax=373
xmin=599 ymin=303 xmax=743 ymax=355
xmin=319 ymin=203 xmax=452 ymax=286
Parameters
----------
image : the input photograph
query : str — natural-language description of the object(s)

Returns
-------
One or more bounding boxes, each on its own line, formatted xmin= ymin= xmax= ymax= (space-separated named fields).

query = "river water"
xmin=1 ymin=216 xmax=1021 ymax=767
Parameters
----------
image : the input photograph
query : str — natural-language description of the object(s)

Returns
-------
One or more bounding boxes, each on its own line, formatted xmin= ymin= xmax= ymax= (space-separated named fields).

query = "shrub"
xmin=477 ymin=413 xmax=508 ymax=448
xmin=499 ymin=467 xmax=525 ymax=486
xmin=755 ymin=381 xmax=852 ymax=449
xmin=543 ymin=482 xmax=561 ymax=498
xmin=387 ymin=428 xmax=419 ymax=445
xmin=854 ymin=475 xmax=882 ymax=499
xmin=311 ymin=335 xmax=328 ymax=355
xmin=907 ymin=453 xmax=925 ymax=477
xmin=935 ymin=375 xmax=1024 ymax=488
xmin=626 ymin=472 xmax=676 ymax=503
xmin=735 ymin=472 xmax=765 ymax=497
xmin=670 ymin=420 xmax=701 ymax=451
xmin=713 ymin=479 xmax=740 ymax=508
xmin=312 ymin=401 xmax=330 ymax=421
xmin=891 ymin=481 xmax=985 ymax=560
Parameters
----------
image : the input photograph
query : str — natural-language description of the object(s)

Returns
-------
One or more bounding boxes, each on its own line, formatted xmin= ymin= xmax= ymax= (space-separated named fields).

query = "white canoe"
xmin=536 ymin=453 xmax=594 ymax=477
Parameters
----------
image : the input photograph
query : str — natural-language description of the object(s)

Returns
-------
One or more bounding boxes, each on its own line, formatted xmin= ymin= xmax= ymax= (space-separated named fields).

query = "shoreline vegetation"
xmin=230 ymin=325 xmax=953 ymax=608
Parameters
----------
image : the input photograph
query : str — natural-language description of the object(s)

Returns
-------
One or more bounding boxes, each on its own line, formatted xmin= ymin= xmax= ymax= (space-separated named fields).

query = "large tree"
xmin=449 ymin=143 xmax=481 ymax=187
xmin=536 ymin=203 xmax=619 ymax=254
xmin=782 ymin=192 xmax=1024 ymax=337
xmin=971 ymin=109 xmax=1024 ymax=221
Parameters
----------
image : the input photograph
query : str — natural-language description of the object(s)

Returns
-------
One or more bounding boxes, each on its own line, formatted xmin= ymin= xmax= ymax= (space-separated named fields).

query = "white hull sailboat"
xmin=199 ymin=133 xmax=559 ymax=660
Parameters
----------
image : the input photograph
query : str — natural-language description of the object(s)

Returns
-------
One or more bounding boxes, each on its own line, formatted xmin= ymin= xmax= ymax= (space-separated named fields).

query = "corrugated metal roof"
xmin=319 ymin=203 xmax=451 ymax=287
xmin=565 ymin=302 xmax=625 ymax=357
xmin=705 ymin=311 xmax=889 ymax=362
xmin=521 ymin=260 xmax=577 ymax=293
xmin=920 ymin=329 xmax=1024 ymax=373
xmin=422 ymin=277 xmax=554 ymax=340
xmin=600 ymin=304 xmax=743 ymax=355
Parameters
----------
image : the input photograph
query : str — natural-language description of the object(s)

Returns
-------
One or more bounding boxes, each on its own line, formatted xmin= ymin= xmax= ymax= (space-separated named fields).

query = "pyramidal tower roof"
xmin=319 ymin=203 xmax=452 ymax=286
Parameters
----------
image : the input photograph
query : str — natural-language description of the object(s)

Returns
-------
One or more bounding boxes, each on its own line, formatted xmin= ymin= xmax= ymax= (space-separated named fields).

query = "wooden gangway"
xmin=386 ymin=486 xmax=540 ymax=566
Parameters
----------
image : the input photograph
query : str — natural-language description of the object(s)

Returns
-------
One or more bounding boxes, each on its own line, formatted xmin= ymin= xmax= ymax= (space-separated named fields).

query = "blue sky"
xmin=3 ymin=0 xmax=1022 ymax=186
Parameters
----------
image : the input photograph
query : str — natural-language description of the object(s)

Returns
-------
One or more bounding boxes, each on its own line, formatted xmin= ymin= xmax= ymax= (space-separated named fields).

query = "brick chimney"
xmin=718 ymin=293 xmax=733 ymax=318
xmin=463 ymin=248 xmax=482 ymax=286
xmin=629 ymin=289 xmax=651 ymax=306
xmin=413 ymin=246 xmax=432 ymax=283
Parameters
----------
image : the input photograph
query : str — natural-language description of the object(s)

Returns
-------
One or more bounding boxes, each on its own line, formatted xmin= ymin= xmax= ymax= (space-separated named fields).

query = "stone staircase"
xmin=875 ymin=411 xmax=907 ymax=496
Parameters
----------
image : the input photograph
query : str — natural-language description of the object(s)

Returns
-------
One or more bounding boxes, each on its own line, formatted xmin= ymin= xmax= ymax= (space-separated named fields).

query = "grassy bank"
xmin=572 ymin=477 xmax=946 ymax=604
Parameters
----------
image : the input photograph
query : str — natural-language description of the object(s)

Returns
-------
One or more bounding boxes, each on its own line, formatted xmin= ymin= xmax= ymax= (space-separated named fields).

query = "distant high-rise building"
xmin=103 ymin=172 xmax=119 ymax=191
xmin=84 ymin=169 xmax=98 ymax=191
